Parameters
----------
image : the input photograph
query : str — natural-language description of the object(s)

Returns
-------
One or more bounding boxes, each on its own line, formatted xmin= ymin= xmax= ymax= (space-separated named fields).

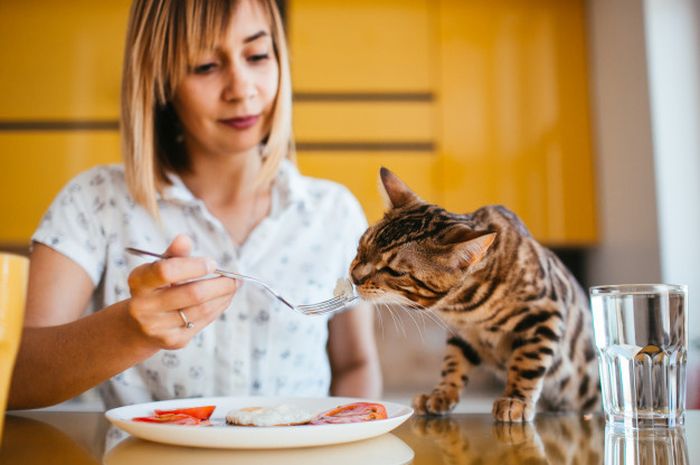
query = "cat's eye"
xmin=382 ymin=267 xmax=406 ymax=278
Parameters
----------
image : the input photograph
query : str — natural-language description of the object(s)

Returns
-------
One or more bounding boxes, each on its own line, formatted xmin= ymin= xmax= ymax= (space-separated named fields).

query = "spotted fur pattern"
xmin=350 ymin=168 xmax=600 ymax=422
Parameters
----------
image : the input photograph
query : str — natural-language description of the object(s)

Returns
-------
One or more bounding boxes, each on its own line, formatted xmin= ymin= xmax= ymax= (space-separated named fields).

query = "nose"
xmin=222 ymin=63 xmax=256 ymax=102
xmin=350 ymin=264 xmax=372 ymax=285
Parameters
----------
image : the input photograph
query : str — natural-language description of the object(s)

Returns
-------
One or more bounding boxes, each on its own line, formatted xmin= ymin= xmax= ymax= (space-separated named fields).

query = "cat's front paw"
xmin=413 ymin=390 xmax=459 ymax=416
xmin=492 ymin=397 xmax=535 ymax=423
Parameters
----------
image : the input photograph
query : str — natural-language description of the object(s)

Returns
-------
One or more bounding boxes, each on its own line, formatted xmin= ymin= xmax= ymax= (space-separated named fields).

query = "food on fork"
xmin=333 ymin=278 xmax=355 ymax=299
xmin=226 ymin=405 xmax=316 ymax=427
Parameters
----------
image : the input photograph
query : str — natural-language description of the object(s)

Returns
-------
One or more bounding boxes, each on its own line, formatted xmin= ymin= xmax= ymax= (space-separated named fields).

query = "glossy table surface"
xmin=1 ymin=410 xmax=697 ymax=464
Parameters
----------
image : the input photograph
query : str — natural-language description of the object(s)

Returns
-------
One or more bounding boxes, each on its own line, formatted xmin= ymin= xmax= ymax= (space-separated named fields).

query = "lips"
xmin=220 ymin=115 xmax=260 ymax=130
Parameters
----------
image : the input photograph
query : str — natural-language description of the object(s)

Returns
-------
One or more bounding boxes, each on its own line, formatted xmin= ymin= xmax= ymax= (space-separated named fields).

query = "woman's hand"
xmin=126 ymin=234 xmax=238 ymax=349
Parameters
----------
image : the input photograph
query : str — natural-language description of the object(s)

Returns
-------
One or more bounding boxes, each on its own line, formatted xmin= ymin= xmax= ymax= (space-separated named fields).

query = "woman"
xmin=9 ymin=0 xmax=381 ymax=409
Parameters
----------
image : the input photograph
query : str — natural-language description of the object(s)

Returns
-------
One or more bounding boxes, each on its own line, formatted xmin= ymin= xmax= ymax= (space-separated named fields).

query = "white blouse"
xmin=32 ymin=160 xmax=367 ymax=409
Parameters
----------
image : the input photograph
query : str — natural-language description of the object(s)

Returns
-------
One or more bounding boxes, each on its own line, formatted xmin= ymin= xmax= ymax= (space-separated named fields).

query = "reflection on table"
xmin=1 ymin=410 xmax=697 ymax=465
xmin=105 ymin=432 xmax=413 ymax=465
xmin=393 ymin=413 xmax=693 ymax=465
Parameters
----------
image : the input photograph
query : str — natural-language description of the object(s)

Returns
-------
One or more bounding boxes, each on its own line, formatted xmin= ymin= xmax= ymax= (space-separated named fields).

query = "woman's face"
xmin=172 ymin=0 xmax=279 ymax=159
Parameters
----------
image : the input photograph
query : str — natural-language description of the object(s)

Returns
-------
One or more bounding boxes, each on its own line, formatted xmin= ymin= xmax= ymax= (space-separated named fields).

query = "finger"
xmin=177 ymin=291 xmax=236 ymax=329
xmin=134 ymin=291 xmax=235 ymax=350
xmin=138 ymin=276 xmax=238 ymax=311
xmin=163 ymin=234 xmax=193 ymax=258
xmin=128 ymin=256 xmax=218 ymax=294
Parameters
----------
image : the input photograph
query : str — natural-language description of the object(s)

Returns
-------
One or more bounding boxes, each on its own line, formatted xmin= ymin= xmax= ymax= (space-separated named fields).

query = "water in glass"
xmin=590 ymin=284 xmax=688 ymax=429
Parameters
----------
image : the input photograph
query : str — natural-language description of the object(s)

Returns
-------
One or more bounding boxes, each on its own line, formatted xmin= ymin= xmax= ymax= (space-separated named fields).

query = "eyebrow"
xmin=244 ymin=31 xmax=268 ymax=44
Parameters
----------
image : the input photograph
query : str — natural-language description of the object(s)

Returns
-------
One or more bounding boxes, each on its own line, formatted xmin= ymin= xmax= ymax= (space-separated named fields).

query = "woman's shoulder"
xmin=287 ymin=163 xmax=359 ymax=207
xmin=292 ymin=170 xmax=367 ymax=228
xmin=66 ymin=164 xmax=126 ymax=190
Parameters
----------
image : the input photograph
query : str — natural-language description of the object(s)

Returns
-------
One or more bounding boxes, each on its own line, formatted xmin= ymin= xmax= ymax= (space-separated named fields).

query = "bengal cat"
xmin=350 ymin=168 xmax=601 ymax=422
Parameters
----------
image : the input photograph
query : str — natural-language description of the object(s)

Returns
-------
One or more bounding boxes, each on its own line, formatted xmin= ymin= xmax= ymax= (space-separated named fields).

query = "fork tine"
xmin=298 ymin=296 xmax=358 ymax=315
xmin=297 ymin=296 xmax=345 ymax=311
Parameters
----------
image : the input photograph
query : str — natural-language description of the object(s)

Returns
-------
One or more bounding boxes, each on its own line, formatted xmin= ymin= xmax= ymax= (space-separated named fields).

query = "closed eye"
xmin=381 ymin=267 xmax=406 ymax=278
xmin=192 ymin=62 xmax=218 ymax=74
xmin=248 ymin=53 xmax=270 ymax=63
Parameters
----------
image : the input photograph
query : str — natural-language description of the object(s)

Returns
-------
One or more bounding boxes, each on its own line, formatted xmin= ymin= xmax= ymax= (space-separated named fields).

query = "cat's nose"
xmin=351 ymin=264 xmax=372 ymax=285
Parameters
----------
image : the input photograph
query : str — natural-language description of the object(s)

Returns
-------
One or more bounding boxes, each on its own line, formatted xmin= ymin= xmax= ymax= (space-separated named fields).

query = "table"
xmin=1 ymin=410 xmax=697 ymax=464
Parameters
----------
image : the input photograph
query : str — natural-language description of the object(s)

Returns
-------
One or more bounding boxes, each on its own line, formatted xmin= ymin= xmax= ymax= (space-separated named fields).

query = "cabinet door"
xmin=289 ymin=0 xmax=435 ymax=92
xmin=437 ymin=0 xmax=597 ymax=245
xmin=0 ymin=132 xmax=121 ymax=243
xmin=0 ymin=1 xmax=127 ymax=244
xmin=0 ymin=0 xmax=129 ymax=120
xmin=289 ymin=0 xmax=440 ymax=222
xmin=290 ymin=0 xmax=597 ymax=245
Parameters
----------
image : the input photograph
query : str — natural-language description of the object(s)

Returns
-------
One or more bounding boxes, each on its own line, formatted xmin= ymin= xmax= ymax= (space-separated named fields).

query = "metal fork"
xmin=125 ymin=247 xmax=358 ymax=316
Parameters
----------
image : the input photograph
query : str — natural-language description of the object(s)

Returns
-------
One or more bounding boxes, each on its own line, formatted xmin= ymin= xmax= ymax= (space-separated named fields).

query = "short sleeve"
xmin=31 ymin=167 xmax=110 ymax=285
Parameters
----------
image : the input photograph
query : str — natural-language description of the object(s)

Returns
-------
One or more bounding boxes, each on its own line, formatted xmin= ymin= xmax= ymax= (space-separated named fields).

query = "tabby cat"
xmin=350 ymin=168 xmax=600 ymax=422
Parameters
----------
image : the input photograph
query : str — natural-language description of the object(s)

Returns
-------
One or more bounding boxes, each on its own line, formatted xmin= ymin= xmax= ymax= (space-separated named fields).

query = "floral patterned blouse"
xmin=32 ymin=160 xmax=367 ymax=409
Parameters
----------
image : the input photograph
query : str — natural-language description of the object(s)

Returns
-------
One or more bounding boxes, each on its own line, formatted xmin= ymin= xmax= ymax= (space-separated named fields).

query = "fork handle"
xmin=125 ymin=247 xmax=253 ymax=281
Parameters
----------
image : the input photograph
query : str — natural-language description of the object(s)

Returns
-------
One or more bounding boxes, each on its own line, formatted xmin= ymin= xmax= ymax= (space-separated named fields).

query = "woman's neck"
xmin=179 ymin=146 xmax=266 ymax=208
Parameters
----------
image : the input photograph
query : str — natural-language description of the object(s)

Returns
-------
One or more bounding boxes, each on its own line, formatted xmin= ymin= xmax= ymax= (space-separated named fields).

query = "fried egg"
xmin=225 ymin=404 xmax=316 ymax=427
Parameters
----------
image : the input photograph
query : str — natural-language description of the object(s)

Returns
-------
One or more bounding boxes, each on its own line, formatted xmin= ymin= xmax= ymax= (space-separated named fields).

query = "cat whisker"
xmin=388 ymin=304 xmax=407 ymax=339
xmin=381 ymin=301 xmax=404 ymax=338
xmin=402 ymin=302 xmax=425 ymax=342
xmin=383 ymin=296 xmax=425 ymax=342
xmin=373 ymin=302 xmax=386 ymax=339
xmin=381 ymin=293 xmax=456 ymax=336
xmin=424 ymin=308 xmax=458 ymax=336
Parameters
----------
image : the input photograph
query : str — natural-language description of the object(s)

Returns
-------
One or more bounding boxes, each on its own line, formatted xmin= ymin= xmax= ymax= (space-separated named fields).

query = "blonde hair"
xmin=121 ymin=0 xmax=294 ymax=217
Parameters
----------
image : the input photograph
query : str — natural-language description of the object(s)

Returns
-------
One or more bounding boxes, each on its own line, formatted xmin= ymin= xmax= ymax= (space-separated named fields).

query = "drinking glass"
xmin=0 ymin=253 xmax=29 ymax=439
xmin=590 ymin=284 xmax=687 ymax=429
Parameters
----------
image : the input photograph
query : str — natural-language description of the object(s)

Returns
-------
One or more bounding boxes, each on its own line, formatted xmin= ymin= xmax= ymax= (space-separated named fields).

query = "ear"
xmin=379 ymin=167 xmax=420 ymax=209
xmin=436 ymin=225 xmax=497 ymax=268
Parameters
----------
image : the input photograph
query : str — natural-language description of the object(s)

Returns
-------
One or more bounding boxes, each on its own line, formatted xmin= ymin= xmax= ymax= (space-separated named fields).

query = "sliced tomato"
xmin=132 ymin=413 xmax=203 ymax=425
xmin=311 ymin=402 xmax=388 ymax=425
xmin=153 ymin=405 xmax=216 ymax=420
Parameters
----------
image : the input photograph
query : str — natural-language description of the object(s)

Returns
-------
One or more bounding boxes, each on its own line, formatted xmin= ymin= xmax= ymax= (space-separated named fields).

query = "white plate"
xmin=105 ymin=396 xmax=413 ymax=449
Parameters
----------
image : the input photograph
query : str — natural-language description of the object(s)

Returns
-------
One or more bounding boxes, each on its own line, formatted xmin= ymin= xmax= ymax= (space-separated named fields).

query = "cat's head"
xmin=349 ymin=168 xmax=496 ymax=307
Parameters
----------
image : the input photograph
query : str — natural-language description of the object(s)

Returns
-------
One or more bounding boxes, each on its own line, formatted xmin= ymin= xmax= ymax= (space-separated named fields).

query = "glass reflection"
xmin=604 ymin=427 xmax=689 ymax=465
xmin=103 ymin=432 xmax=414 ymax=465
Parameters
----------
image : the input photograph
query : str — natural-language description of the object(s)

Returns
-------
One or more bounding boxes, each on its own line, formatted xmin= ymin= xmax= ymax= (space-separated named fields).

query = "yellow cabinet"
xmin=289 ymin=0 xmax=435 ymax=92
xmin=0 ymin=0 xmax=129 ymax=120
xmin=290 ymin=0 xmax=440 ymax=223
xmin=290 ymin=0 xmax=597 ymax=245
xmin=437 ymin=0 xmax=596 ymax=245
xmin=0 ymin=132 xmax=121 ymax=243
xmin=0 ymin=0 xmax=127 ymax=245
xmin=0 ymin=0 xmax=597 ymax=246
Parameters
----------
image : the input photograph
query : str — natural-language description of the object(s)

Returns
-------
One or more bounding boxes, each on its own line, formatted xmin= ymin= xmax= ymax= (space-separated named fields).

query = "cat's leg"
xmin=492 ymin=330 xmax=559 ymax=422
xmin=413 ymin=336 xmax=479 ymax=415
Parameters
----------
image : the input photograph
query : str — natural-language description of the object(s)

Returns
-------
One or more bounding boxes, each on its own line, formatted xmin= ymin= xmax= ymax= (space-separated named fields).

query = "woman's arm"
xmin=9 ymin=236 xmax=237 ymax=409
xmin=327 ymin=302 xmax=382 ymax=398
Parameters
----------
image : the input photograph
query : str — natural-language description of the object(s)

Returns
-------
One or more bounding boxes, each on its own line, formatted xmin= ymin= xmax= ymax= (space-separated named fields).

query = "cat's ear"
xmin=437 ymin=226 xmax=497 ymax=267
xmin=379 ymin=167 xmax=420 ymax=209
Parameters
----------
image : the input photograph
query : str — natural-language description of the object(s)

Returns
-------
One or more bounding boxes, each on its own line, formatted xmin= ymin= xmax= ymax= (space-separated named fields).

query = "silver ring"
xmin=178 ymin=310 xmax=194 ymax=329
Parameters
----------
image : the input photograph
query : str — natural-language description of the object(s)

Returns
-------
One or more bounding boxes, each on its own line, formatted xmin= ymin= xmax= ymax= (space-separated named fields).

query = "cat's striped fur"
xmin=350 ymin=168 xmax=600 ymax=422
